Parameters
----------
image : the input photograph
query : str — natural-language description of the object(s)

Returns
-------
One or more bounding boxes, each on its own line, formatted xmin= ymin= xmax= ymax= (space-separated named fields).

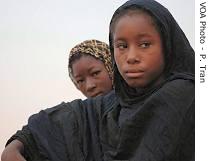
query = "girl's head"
xmin=111 ymin=8 xmax=165 ymax=88
xmin=68 ymin=39 xmax=113 ymax=98
xmin=109 ymin=0 xmax=194 ymax=89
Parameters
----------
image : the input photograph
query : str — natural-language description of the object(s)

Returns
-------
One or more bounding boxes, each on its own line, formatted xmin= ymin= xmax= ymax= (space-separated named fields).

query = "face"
xmin=113 ymin=12 xmax=165 ymax=88
xmin=72 ymin=55 xmax=112 ymax=98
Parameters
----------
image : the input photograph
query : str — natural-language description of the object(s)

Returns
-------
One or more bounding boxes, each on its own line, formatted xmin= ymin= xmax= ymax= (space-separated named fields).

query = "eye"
xmin=139 ymin=42 xmax=151 ymax=48
xmin=92 ymin=70 xmax=101 ymax=77
xmin=115 ymin=42 xmax=128 ymax=50
xmin=76 ymin=79 xmax=84 ymax=85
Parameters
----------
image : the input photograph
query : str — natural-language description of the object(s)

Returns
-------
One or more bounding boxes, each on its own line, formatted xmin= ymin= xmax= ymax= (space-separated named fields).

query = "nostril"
xmin=86 ymin=83 xmax=96 ymax=92
xmin=127 ymin=58 xmax=140 ymax=64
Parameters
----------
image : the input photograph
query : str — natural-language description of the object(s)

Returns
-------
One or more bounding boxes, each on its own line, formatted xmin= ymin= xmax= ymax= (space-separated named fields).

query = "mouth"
xmin=125 ymin=70 xmax=144 ymax=78
xmin=90 ymin=92 xmax=102 ymax=97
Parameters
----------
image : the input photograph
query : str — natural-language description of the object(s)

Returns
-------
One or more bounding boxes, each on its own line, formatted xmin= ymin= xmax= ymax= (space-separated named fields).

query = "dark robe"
xmin=8 ymin=74 xmax=194 ymax=161
xmin=6 ymin=0 xmax=195 ymax=161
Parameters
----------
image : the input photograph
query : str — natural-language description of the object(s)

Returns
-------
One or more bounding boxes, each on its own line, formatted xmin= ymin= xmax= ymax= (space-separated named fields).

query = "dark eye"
xmin=92 ymin=70 xmax=101 ymax=77
xmin=115 ymin=42 xmax=127 ymax=49
xmin=139 ymin=42 xmax=151 ymax=48
xmin=76 ymin=79 xmax=84 ymax=85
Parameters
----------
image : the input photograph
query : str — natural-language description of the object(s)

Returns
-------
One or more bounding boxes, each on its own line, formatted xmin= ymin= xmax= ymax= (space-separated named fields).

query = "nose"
xmin=86 ymin=77 xmax=97 ymax=93
xmin=126 ymin=46 xmax=140 ymax=64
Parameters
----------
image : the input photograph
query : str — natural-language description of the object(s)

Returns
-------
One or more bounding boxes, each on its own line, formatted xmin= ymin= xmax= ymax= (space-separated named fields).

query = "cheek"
xmin=76 ymin=84 xmax=84 ymax=92
xmin=114 ymin=53 xmax=123 ymax=70
xmin=105 ymin=79 xmax=113 ymax=90
xmin=103 ymin=72 xmax=112 ymax=83
xmin=150 ymin=54 xmax=165 ymax=75
xmin=156 ymin=45 xmax=165 ymax=70
xmin=100 ymin=72 xmax=112 ymax=89
xmin=157 ymin=53 xmax=165 ymax=70
xmin=113 ymin=52 xmax=118 ymax=64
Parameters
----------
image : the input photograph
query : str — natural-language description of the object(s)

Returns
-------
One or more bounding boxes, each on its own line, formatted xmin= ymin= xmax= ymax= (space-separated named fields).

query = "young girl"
xmin=2 ymin=0 xmax=194 ymax=161
xmin=68 ymin=39 xmax=113 ymax=98
xmin=1 ymin=39 xmax=113 ymax=161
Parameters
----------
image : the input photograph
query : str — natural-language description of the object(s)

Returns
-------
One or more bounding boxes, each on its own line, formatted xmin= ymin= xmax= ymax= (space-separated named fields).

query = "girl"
xmin=68 ymin=39 xmax=113 ymax=98
xmin=2 ymin=0 xmax=194 ymax=161
xmin=1 ymin=39 xmax=113 ymax=161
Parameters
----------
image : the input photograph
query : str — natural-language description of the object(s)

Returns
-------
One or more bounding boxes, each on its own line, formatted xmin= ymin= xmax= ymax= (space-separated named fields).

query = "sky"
xmin=0 ymin=0 xmax=196 ymax=156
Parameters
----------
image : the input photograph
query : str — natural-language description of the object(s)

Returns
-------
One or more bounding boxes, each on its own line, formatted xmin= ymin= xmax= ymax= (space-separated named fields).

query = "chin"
xmin=127 ymin=80 xmax=146 ymax=88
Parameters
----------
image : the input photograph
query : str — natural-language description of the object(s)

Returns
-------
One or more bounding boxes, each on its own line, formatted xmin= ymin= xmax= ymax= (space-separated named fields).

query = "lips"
xmin=125 ymin=70 xmax=144 ymax=78
xmin=90 ymin=92 xmax=102 ymax=97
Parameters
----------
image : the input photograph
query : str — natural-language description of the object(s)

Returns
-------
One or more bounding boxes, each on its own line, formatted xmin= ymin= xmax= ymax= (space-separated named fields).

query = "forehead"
xmin=113 ymin=12 xmax=158 ymax=40
xmin=113 ymin=9 xmax=154 ymax=29
xmin=72 ymin=55 xmax=105 ymax=76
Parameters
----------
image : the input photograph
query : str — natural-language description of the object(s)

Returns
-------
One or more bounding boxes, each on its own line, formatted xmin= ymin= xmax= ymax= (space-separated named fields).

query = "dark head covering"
xmin=109 ymin=0 xmax=195 ymax=105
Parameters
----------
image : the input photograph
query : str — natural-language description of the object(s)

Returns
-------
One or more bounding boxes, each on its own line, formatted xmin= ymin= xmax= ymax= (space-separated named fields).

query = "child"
xmin=2 ymin=0 xmax=194 ymax=161
xmin=1 ymin=39 xmax=113 ymax=161
xmin=68 ymin=39 xmax=113 ymax=98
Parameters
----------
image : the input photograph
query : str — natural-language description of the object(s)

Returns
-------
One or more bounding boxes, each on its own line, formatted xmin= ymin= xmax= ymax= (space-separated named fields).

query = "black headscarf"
xmin=109 ymin=0 xmax=195 ymax=105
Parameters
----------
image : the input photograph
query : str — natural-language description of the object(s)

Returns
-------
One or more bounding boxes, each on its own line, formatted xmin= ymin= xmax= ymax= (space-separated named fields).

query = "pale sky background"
xmin=0 ymin=0 xmax=195 ymax=155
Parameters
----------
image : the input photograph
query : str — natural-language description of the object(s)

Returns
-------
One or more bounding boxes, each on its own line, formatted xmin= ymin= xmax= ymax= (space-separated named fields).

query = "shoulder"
xmin=79 ymin=90 xmax=118 ymax=117
xmin=28 ymin=92 xmax=118 ymax=125
xmin=97 ymin=90 xmax=118 ymax=115
xmin=147 ymin=77 xmax=194 ymax=118
xmin=27 ymin=100 xmax=82 ymax=126
xmin=159 ymin=77 xmax=194 ymax=100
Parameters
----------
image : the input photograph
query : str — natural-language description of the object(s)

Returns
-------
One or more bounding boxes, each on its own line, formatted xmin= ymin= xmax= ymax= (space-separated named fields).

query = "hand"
xmin=1 ymin=140 xmax=26 ymax=161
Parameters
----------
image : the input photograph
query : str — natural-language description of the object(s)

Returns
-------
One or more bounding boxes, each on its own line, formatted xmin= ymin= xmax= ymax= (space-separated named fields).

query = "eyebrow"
xmin=73 ymin=65 xmax=102 ymax=79
xmin=73 ymin=74 xmax=82 ymax=79
xmin=114 ymin=33 xmax=153 ymax=42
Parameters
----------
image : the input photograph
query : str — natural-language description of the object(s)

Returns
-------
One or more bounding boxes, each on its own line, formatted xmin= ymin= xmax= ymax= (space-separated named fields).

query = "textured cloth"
xmin=22 ymin=77 xmax=194 ymax=161
xmin=68 ymin=39 xmax=113 ymax=84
